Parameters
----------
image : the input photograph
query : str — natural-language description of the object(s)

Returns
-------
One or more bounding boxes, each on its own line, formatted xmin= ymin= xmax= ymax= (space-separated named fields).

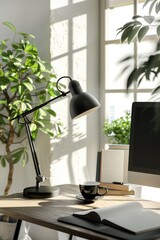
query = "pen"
xmin=112 ymin=181 xmax=124 ymax=185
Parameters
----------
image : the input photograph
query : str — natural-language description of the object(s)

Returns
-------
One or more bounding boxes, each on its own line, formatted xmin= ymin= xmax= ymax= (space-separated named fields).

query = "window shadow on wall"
xmin=50 ymin=0 xmax=98 ymax=185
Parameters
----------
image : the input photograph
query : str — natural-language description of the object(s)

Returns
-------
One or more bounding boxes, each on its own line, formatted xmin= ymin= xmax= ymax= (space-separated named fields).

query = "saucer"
xmin=76 ymin=194 xmax=103 ymax=203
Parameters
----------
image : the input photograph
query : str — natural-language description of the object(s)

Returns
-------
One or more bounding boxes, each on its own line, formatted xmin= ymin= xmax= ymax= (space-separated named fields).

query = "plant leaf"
xmin=127 ymin=67 xmax=145 ymax=88
xmin=0 ymin=99 xmax=7 ymax=104
xmin=128 ymin=26 xmax=141 ymax=43
xmin=149 ymin=0 xmax=157 ymax=14
xmin=0 ymin=76 xmax=10 ymax=85
xmin=3 ymin=21 xmax=16 ymax=33
xmin=138 ymin=26 xmax=149 ymax=41
xmin=132 ymin=15 xmax=143 ymax=20
xmin=11 ymin=148 xmax=27 ymax=164
xmin=46 ymin=108 xmax=56 ymax=117
xmin=156 ymin=25 xmax=160 ymax=36
xmin=0 ymin=155 xmax=7 ymax=167
xmin=23 ymin=82 xmax=35 ymax=91
xmin=30 ymin=123 xmax=37 ymax=132
xmin=144 ymin=15 xmax=155 ymax=24
xmin=117 ymin=21 xmax=141 ymax=35
xmin=143 ymin=0 xmax=152 ymax=8
xmin=156 ymin=1 xmax=160 ymax=13
xmin=18 ymin=32 xmax=35 ymax=39
xmin=127 ymin=68 xmax=138 ymax=88
xmin=121 ymin=26 xmax=134 ymax=43
xmin=152 ymin=85 xmax=160 ymax=94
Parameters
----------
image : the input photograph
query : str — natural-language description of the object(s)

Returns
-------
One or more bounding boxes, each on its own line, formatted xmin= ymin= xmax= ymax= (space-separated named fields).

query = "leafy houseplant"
xmin=103 ymin=111 xmax=131 ymax=144
xmin=117 ymin=0 xmax=160 ymax=92
xmin=0 ymin=21 xmax=62 ymax=196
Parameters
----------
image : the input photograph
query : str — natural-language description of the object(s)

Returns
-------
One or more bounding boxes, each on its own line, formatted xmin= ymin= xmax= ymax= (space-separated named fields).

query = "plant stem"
xmin=4 ymin=121 xmax=14 ymax=196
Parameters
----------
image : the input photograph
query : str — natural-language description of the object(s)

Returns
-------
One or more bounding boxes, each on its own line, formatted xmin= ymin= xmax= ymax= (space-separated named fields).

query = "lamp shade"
xmin=69 ymin=80 xmax=100 ymax=119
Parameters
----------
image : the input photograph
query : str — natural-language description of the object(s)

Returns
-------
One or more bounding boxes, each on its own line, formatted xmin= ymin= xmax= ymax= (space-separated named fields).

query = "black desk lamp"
xmin=12 ymin=76 xmax=100 ymax=198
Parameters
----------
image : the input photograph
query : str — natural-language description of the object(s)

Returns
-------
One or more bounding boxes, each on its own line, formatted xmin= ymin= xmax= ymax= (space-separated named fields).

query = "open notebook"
xmin=73 ymin=202 xmax=160 ymax=234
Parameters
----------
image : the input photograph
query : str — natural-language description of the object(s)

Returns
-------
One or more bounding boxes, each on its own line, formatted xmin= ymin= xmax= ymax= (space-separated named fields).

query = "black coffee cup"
xmin=79 ymin=181 xmax=107 ymax=200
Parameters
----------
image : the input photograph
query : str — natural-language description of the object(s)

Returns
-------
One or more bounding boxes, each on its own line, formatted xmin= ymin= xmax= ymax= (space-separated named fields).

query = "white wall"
xmin=0 ymin=0 xmax=50 ymax=61
xmin=0 ymin=0 xmax=51 ymax=195
xmin=0 ymin=0 xmax=100 ymax=239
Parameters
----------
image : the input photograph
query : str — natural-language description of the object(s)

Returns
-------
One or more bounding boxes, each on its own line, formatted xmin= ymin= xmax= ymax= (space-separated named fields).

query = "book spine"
xmin=100 ymin=182 xmax=131 ymax=191
xmin=107 ymin=189 xmax=135 ymax=195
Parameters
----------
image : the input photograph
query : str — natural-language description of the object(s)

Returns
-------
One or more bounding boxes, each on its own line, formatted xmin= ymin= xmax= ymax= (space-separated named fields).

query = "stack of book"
xmin=100 ymin=182 xmax=135 ymax=195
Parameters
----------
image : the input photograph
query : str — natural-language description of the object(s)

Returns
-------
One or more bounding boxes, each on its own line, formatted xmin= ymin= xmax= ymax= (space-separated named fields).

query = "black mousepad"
xmin=58 ymin=215 xmax=160 ymax=240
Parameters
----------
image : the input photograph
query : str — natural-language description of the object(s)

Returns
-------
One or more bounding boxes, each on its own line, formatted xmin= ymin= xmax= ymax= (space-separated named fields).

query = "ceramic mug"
xmin=79 ymin=181 xmax=107 ymax=200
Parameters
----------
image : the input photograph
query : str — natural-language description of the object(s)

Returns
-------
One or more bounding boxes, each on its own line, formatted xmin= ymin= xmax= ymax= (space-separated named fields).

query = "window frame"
xmin=99 ymin=0 xmax=157 ymax=148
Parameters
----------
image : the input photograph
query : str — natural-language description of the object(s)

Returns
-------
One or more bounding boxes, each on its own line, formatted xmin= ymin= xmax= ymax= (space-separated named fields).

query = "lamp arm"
xmin=11 ymin=90 xmax=70 ymax=120
xmin=23 ymin=116 xmax=44 ymax=188
xmin=15 ymin=91 xmax=70 ymax=189
xmin=11 ymin=84 xmax=70 ymax=191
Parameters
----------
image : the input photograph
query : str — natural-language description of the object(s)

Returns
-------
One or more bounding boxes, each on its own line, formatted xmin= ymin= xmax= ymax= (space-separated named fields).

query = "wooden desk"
xmin=0 ymin=184 xmax=160 ymax=240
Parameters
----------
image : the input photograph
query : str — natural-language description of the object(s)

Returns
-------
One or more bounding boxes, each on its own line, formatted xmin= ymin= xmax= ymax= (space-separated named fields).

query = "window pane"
xmin=137 ymin=93 xmax=153 ymax=101
xmin=137 ymin=41 xmax=159 ymax=89
xmin=105 ymin=43 xmax=134 ymax=89
xmin=105 ymin=93 xmax=133 ymax=121
xmin=105 ymin=1 xmax=133 ymax=40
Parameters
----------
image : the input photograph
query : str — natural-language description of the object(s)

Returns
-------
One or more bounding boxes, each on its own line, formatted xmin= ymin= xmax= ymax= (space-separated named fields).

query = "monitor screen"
xmin=128 ymin=102 xmax=160 ymax=188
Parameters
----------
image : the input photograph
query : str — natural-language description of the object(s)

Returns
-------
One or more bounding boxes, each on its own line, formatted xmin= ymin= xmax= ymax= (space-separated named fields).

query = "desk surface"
xmin=0 ymin=184 xmax=160 ymax=240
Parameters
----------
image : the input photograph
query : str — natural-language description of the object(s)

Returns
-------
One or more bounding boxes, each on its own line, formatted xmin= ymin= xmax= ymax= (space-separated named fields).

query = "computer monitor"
xmin=128 ymin=102 xmax=160 ymax=188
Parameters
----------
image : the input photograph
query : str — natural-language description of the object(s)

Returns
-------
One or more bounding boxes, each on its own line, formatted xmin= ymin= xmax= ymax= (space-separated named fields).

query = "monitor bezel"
xmin=128 ymin=102 xmax=160 ymax=188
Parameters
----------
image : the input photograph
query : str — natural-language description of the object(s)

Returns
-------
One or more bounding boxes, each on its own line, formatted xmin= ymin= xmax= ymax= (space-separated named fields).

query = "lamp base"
xmin=23 ymin=185 xmax=60 ymax=199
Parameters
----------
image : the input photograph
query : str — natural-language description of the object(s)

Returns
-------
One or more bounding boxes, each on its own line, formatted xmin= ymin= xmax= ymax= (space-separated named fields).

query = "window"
xmin=100 ymin=0 xmax=158 ymax=147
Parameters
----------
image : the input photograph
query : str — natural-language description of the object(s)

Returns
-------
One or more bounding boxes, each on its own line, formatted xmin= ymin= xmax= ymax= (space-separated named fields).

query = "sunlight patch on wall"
xmin=52 ymin=56 xmax=69 ymax=76
xmin=50 ymin=20 xmax=69 ymax=58
xmin=73 ymin=49 xmax=87 ymax=84
xmin=50 ymin=147 xmax=88 ymax=185
xmin=72 ymin=116 xmax=86 ymax=142
xmin=50 ymin=0 xmax=69 ymax=10
xmin=71 ymin=147 xmax=88 ymax=184
xmin=50 ymin=155 xmax=70 ymax=185
xmin=50 ymin=97 xmax=69 ymax=135
xmin=73 ymin=0 xmax=86 ymax=3
xmin=73 ymin=14 xmax=87 ymax=50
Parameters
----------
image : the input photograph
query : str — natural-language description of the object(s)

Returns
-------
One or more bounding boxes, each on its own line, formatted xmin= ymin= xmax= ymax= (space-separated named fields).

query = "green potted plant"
xmin=103 ymin=111 xmax=131 ymax=145
xmin=0 ymin=21 xmax=62 ymax=197
xmin=117 ymin=0 xmax=160 ymax=92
